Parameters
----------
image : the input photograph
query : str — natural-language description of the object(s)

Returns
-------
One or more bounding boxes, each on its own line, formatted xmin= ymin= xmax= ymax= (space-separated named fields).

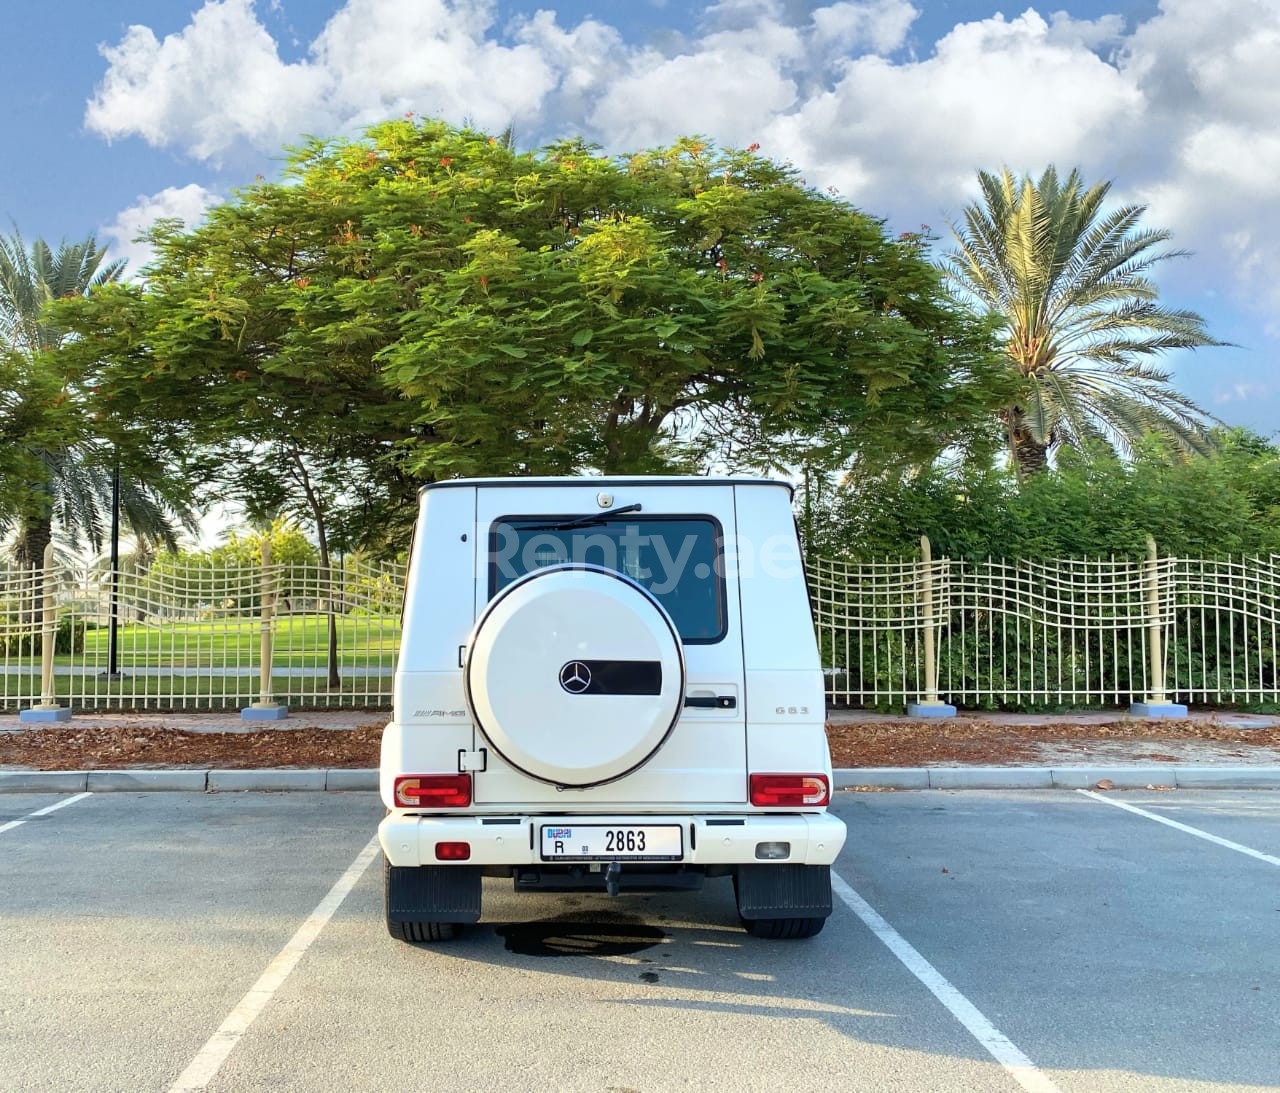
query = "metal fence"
xmin=4 ymin=539 xmax=1278 ymax=713
xmin=1 ymin=548 xmax=401 ymax=712
xmin=811 ymin=539 xmax=1280 ymax=709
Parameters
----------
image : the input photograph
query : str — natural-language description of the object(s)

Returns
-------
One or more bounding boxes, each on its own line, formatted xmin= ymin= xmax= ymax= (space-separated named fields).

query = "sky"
xmin=3 ymin=0 xmax=1278 ymax=438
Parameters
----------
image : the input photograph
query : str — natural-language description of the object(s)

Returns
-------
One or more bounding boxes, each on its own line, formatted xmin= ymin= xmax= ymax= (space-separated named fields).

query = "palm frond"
xmin=942 ymin=164 xmax=1222 ymax=473
xmin=1 ymin=231 xmax=164 ymax=560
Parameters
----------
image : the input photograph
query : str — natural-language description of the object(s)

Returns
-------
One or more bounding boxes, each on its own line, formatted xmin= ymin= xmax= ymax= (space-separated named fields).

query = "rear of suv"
xmin=379 ymin=476 xmax=846 ymax=941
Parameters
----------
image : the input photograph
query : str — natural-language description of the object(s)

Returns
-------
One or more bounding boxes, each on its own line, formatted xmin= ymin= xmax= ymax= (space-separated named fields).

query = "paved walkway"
xmin=0 ymin=709 xmax=387 ymax=734
xmin=4 ymin=707 xmax=1278 ymax=735
xmin=825 ymin=708 xmax=1280 ymax=728
xmin=8 ymin=666 xmax=391 ymax=677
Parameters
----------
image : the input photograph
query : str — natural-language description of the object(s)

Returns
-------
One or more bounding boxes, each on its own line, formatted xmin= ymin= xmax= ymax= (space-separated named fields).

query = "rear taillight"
xmin=435 ymin=841 xmax=471 ymax=861
xmin=749 ymin=773 xmax=830 ymax=807
xmin=394 ymin=774 xmax=472 ymax=808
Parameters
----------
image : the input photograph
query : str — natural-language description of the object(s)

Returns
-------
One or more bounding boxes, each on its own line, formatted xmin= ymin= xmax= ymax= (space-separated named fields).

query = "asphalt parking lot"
xmin=2 ymin=789 xmax=1278 ymax=1093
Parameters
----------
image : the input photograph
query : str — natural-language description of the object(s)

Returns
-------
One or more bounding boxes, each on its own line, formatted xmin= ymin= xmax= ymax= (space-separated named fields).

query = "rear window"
xmin=489 ymin=516 xmax=725 ymax=643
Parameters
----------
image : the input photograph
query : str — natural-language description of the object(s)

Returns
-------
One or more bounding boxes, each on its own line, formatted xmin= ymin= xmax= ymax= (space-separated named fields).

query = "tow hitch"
xmin=604 ymin=861 xmax=621 ymax=897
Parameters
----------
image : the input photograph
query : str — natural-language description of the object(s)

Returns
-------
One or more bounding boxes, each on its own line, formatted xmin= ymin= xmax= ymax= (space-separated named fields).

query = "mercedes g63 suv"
xmin=379 ymin=477 xmax=846 ymax=941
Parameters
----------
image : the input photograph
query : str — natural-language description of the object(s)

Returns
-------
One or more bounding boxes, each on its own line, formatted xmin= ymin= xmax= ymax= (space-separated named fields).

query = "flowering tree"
xmin=57 ymin=119 xmax=1003 ymax=554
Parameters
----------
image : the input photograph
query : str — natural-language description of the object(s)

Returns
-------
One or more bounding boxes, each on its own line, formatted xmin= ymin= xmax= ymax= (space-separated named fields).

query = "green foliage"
xmin=0 ymin=232 xmax=125 ymax=355
xmin=0 ymin=617 xmax=91 ymax=657
xmin=809 ymin=429 xmax=1280 ymax=711
xmin=0 ymin=229 xmax=194 ymax=566
xmin=0 ymin=348 xmax=70 ymax=522
xmin=943 ymin=166 xmax=1222 ymax=475
xmin=808 ymin=428 xmax=1280 ymax=560
xmin=145 ymin=520 xmax=321 ymax=611
xmin=54 ymin=119 xmax=1004 ymax=556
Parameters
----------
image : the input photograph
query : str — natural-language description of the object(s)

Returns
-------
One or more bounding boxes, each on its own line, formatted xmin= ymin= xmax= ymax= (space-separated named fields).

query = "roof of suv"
xmin=420 ymin=475 xmax=794 ymax=496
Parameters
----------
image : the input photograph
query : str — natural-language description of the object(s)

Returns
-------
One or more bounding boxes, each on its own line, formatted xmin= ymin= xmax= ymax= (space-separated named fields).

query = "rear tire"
xmin=733 ymin=866 xmax=830 ymax=940
xmin=387 ymin=918 xmax=461 ymax=943
xmin=383 ymin=856 xmax=472 ymax=944
xmin=742 ymin=915 xmax=826 ymax=940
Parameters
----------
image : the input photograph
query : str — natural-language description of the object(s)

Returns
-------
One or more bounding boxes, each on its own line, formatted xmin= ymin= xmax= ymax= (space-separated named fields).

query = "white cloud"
xmin=85 ymin=0 xmax=575 ymax=163
xmin=587 ymin=47 xmax=799 ymax=150
xmin=84 ymin=0 xmax=1280 ymax=361
xmin=84 ymin=0 xmax=924 ymax=160
xmin=102 ymin=184 xmax=220 ymax=275
xmin=811 ymin=1 xmax=918 ymax=55
xmin=308 ymin=0 xmax=558 ymax=133
xmin=1119 ymin=0 xmax=1280 ymax=327
xmin=86 ymin=0 xmax=327 ymax=163
xmin=1215 ymin=381 xmax=1274 ymax=406
xmin=760 ymin=9 xmax=1143 ymax=217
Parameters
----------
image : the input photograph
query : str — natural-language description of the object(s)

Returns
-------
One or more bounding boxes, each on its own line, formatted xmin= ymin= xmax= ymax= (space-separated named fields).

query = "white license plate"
xmin=540 ymin=824 xmax=683 ymax=862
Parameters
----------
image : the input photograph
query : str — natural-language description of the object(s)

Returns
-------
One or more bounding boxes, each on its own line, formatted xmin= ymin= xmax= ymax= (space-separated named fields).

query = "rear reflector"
xmin=749 ymin=773 xmax=830 ymax=807
xmin=394 ymin=774 xmax=472 ymax=808
xmin=435 ymin=841 xmax=471 ymax=861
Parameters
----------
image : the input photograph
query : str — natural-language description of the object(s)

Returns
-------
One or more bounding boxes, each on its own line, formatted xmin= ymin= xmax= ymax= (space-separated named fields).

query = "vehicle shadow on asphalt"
xmin=382 ymin=876 xmax=1280 ymax=1090
xmin=393 ymin=879 xmax=985 ymax=1067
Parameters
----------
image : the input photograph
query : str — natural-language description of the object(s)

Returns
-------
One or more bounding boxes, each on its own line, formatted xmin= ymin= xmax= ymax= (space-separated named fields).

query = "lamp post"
xmin=99 ymin=455 xmax=123 ymax=681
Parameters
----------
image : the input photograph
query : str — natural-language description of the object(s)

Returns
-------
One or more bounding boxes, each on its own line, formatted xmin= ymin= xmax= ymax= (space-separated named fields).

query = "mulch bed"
xmin=1 ymin=718 xmax=1277 ymax=770
xmin=0 ymin=726 xmax=382 ymax=770
xmin=825 ymin=718 xmax=1280 ymax=768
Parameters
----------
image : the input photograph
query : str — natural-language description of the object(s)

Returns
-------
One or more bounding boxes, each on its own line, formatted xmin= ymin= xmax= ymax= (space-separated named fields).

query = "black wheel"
xmin=387 ymin=918 xmax=461 ymax=943
xmin=743 ymin=916 xmax=826 ymax=940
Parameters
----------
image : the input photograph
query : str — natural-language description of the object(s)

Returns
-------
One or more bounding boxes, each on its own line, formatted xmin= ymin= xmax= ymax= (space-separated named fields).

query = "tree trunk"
xmin=1004 ymin=409 xmax=1050 ymax=478
xmin=15 ymin=514 xmax=52 ymax=631
xmin=599 ymin=395 xmax=674 ymax=471
xmin=1011 ymin=431 xmax=1049 ymax=477
xmin=15 ymin=514 xmax=52 ymax=571
xmin=290 ymin=450 xmax=340 ymax=689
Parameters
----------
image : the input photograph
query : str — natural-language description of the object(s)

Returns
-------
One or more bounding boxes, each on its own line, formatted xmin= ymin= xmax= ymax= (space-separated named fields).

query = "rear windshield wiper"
xmin=519 ymin=503 xmax=643 ymax=532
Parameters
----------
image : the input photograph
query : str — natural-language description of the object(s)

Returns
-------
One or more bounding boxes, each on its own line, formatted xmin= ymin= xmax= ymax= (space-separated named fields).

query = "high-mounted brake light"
xmin=749 ymin=773 xmax=829 ymax=807
xmin=394 ymin=773 xmax=472 ymax=808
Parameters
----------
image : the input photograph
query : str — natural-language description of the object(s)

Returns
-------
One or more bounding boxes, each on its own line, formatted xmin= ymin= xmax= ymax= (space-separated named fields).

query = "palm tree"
xmin=943 ymin=167 xmax=1223 ymax=476
xmin=0 ymin=231 xmax=194 ymax=569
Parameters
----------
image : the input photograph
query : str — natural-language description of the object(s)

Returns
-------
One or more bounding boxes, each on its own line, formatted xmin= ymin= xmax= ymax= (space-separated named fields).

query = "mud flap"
xmin=385 ymin=862 xmax=483 ymax=924
xmin=735 ymin=863 xmax=833 ymax=921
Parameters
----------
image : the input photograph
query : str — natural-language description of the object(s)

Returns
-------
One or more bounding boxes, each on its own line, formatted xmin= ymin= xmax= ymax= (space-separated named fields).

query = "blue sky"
xmin=3 ymin=0 xmax=1276 ymax=437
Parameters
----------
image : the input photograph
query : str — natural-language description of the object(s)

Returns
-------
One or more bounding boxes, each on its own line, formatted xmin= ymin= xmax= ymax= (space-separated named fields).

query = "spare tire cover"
xmin=464 ymin=564 xmax=685 ymax=787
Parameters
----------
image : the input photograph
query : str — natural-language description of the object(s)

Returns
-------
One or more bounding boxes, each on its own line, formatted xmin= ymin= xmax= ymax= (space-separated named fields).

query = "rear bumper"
xmin=378 ymin=811 xmax=847 ymax=868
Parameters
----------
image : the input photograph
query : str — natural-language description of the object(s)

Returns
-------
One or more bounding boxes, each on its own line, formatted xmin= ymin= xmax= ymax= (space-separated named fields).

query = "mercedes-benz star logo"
xmin=559 ymin=661 xmax=591 ymax=694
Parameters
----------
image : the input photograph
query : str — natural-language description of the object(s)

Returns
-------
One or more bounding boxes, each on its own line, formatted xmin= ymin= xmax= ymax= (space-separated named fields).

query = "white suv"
xmin=379 ymin=477 xmax=846 ymax=941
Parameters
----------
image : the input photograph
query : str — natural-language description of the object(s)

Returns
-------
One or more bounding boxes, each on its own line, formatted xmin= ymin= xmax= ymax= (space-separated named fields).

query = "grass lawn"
xmin=68 ymin=614 xmax=400 ymax=670
xmin=1 ymin=670 xmax=393 ymax=709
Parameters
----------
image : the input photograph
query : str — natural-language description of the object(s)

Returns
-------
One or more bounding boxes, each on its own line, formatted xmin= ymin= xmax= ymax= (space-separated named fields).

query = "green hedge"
xmin=0 ymin=617 xmax=91 ymax=657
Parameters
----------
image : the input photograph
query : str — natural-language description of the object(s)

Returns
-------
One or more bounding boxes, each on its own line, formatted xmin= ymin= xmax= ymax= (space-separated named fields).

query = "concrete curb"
xmin=834 ymin=766 xmax=1280 ymax=789
xmin=87 ymin=770 xmax=207 ymax=792
xmin=207 ymin=769 xmax=328 ymax=792
xmin=0 ymin=768 xmax=379 ymax=792
xmin=0 ymin=771 xmax=89 ymax=792
xmin=325 ymin=769 xmax=378 ymax=791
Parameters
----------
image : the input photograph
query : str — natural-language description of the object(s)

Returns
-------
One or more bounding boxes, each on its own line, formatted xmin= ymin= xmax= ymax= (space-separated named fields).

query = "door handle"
xmin=683 ymin=695 xmax=736 ymax=709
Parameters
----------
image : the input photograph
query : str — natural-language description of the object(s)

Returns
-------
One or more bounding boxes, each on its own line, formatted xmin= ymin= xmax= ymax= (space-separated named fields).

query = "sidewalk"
xmin=0 ymin=709 xmax=387 ymax=734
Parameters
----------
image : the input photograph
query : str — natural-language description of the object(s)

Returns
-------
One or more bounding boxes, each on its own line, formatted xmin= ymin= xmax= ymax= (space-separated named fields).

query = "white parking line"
xmin=169 ymin=835 xmax=381 ymax=1093
xmin=0 ymin=791 xmax=92 ymax=835
xmin=1077 ymin=789 xmax=1280 ymax=866
xmin=831 ymin=870 xmax=1062 ymax=1093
